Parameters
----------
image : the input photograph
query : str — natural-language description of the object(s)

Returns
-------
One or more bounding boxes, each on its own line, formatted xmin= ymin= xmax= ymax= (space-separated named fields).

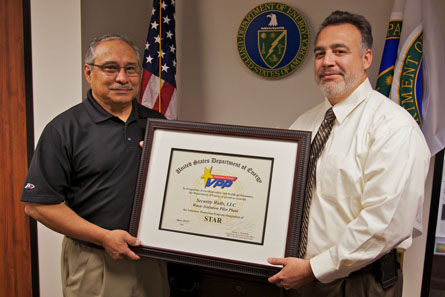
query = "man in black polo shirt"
xmin=21 ymin=34 xmax=169 ymax=297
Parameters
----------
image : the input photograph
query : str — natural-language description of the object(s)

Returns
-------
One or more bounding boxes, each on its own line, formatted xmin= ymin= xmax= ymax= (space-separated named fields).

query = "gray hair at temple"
xmin=315 ymin=10 xmax=373 ymax=54
xmin=84 ymin=33 xmax=141 ymax=66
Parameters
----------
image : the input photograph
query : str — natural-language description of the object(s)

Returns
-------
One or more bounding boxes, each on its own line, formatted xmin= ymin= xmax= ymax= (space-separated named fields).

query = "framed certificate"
xmin=129 ymin=119 xmax=311 ymax=277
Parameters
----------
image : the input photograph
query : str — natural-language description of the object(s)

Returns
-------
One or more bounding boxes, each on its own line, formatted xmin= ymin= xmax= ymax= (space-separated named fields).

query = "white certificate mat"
xmin=129 ymin=119 xmax=311 ymax=277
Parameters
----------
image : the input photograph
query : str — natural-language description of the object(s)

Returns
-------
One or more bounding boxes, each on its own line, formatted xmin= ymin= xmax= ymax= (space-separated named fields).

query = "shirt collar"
xmin=329 ymin=78 xmax=372 ymax=124
xmin=83 ymin=89 xmax=139 ymax=123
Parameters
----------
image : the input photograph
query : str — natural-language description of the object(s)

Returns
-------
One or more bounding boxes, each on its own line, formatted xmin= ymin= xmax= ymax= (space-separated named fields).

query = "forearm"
xmin=310 ymin=189 xmax=420 ymax=283
xmin=24 ymin=202 xmax=109 ymax=246
xmin=24 ymin=201 xmax=141 ymax=260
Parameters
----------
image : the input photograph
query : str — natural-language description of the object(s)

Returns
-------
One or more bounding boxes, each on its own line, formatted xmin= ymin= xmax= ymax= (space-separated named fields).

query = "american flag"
xmin=140 ymin=0 xmax=177 ymax=119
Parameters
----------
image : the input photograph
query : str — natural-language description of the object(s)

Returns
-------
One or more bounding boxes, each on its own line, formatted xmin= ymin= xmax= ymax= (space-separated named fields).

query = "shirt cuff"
xmin=309 ymin=250 xmax=338 ymax=283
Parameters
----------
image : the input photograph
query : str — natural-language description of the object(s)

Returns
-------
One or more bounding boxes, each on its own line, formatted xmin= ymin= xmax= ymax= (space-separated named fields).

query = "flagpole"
xmin=158 ymin=0 xmax=162 ymax=113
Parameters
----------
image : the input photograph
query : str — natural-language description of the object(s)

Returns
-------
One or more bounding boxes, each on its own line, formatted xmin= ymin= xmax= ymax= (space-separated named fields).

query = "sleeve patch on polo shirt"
xmin=24 ymin=183 xmax=36 ymax=190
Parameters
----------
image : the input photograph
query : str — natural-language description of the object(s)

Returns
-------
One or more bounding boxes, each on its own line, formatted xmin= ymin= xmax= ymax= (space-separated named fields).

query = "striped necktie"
xmin=298 ymin=107 xmax=336 ymax=258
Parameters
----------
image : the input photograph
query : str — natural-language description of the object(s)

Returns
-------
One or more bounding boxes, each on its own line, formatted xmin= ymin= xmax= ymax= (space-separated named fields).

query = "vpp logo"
xmin=201 ymin=167 xmax=237 ymax=189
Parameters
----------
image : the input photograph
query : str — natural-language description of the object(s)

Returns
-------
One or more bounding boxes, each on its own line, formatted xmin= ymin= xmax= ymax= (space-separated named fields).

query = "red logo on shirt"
xmin=24 ymin=183 xmax=35 ymax=190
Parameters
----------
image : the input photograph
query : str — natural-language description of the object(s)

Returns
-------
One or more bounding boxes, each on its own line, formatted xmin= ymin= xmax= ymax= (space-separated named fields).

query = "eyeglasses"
xmin=88 ymin=63 xmax=140 ymax=76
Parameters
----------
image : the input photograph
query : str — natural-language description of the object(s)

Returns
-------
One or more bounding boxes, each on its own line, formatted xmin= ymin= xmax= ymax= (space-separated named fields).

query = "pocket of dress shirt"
xmin=317 ymin=155 xmax=363 ymax=215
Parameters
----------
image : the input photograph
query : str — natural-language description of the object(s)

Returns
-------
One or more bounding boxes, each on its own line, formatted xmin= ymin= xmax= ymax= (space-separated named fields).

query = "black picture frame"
xmin=129 ymin=119 xmax=311 ymax=277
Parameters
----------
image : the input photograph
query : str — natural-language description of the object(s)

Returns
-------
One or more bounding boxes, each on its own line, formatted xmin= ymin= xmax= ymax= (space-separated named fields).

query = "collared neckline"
xmin=329 ymin=78 xmax=372 ymax=125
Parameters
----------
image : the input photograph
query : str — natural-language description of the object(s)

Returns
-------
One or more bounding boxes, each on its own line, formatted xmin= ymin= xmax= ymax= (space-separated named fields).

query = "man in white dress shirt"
xmin=267 ymin=10 xmax=430 ymax=297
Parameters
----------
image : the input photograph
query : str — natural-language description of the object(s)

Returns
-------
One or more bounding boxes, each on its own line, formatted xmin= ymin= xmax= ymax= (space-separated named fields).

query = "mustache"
xmin=317 ymin=69 xmax=344 ymax=77
xmin=108 ymin=85 xmax=134 ymax=90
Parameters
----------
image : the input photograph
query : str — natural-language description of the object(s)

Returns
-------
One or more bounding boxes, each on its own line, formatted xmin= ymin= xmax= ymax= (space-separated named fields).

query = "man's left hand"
xmin=267 ymin=257 xmax=316 ymax=290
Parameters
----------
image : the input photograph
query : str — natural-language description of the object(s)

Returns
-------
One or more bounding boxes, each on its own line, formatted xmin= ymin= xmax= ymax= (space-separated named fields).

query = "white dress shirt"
xmin=290 ymin=78 xmax=430 ymax=283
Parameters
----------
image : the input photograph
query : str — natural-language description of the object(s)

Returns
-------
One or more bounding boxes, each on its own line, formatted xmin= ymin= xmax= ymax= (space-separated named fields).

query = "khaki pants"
xmin=288 ymin=267 xmax=403 ymax=297
xmin=61 ymin=236 xmax=170 ymax=297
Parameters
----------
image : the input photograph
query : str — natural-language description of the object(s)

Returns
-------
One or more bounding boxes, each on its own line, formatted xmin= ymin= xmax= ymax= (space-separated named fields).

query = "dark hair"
xmin=315 ymin=10 xmax=373 ymax=52
xmin=84 ymin=33 xmax=141 ymax=66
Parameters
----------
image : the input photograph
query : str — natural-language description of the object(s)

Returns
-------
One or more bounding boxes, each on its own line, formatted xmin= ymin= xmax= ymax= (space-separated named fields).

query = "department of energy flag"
xmin=376 ymin=0 xmax=445 ymax=156
xmin=140 ymin=0 xmax=177 ymax=119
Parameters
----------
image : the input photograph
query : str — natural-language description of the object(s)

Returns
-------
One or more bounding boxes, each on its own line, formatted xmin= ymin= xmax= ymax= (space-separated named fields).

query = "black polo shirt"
xmin=21 ymin=90 xmax=165 ymax=231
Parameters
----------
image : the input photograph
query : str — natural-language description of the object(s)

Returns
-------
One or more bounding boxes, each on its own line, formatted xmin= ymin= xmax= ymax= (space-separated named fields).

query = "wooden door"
xmin=0 ymin=0 xmax=36 ymax=295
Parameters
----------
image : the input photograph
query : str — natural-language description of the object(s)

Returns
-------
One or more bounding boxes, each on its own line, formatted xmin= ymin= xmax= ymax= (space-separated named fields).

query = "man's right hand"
xmin=101 ymin=230 xmax=141 ymax=260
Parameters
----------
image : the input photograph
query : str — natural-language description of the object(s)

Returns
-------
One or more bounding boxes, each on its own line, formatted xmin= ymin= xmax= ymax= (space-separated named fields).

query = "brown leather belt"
xmin=69 ymin=237 xmax=103 ymax=250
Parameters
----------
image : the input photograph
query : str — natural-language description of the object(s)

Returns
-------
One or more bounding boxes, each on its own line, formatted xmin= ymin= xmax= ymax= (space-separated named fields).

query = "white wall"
xmin=31 ymin=0 xmax=82 ymax=296
xmin=175 ymin=0 xmax=392 ymax=128
xmin=31 ymin=0 xmax=444 ymax=296
xmin=80 ymin=0 xmax=153 ymax=95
